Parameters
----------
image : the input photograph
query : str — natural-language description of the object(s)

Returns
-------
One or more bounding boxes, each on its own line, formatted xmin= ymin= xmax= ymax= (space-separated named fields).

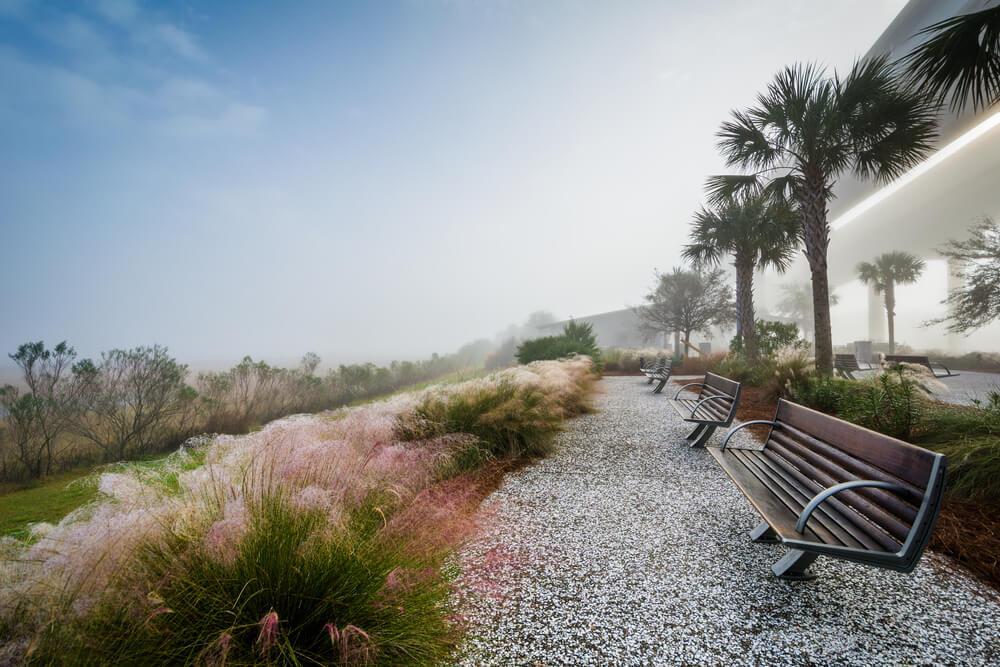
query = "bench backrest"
xmin=769 ymin=399 xmax=946 ymax=557
xmin=884 ymin=354 xmax=930 ymax=367
xmin=834 ymin=353 xmax=862 ymax=371
xmin=694 ymin=372 xmax=741 ymax=423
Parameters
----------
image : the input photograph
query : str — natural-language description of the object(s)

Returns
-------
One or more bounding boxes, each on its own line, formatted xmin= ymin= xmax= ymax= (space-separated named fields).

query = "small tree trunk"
xmin=683 ymin=329 xmax=693 ymax=358
xmin=886 ymin=282 xmax=896 ymax=354
xmin=735 ymin=255 xmax=758 ymax=362
xmin=799 ymin=174 xmax=833 ymax=375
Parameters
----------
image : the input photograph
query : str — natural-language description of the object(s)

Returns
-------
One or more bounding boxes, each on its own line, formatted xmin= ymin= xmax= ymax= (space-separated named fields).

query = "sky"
xmin=0 ymin=0 xmax=910 ymax=369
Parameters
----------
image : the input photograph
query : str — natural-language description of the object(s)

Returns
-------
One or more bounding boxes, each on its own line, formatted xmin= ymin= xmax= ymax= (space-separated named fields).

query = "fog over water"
xmin=1 ymin=1 xmax=911 ymax=370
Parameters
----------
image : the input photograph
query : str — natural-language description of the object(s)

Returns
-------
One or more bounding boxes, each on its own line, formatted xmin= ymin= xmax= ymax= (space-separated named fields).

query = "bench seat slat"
xmin=713 ymin=447 xmax=847 ymax=546
xmin=759 ymin=448 xmax=902 ymax=552
xmin=733 ymin=449 xmax=878 ymax=550
xmin=767 ymin=433 xmax=917 ymax=541
xmin=768 ymin=428 xmax=921 ymax=519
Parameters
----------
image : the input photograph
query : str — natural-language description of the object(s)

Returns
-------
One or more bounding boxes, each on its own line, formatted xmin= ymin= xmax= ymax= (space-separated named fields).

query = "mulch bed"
xmin=666 ymin=375 xmax=1000 ymax=594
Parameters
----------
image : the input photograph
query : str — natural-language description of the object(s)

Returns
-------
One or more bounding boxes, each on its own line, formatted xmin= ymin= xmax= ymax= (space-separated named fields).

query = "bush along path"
xmin=456 ymin=376 xmax=1000 ymax=665
xmin=0 ymin=358 xmax=597 ymax=666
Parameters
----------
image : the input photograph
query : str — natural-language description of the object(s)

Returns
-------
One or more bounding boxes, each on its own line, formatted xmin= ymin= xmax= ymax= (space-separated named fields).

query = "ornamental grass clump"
xmin=0 ymin=358 xmax=597 ymax=665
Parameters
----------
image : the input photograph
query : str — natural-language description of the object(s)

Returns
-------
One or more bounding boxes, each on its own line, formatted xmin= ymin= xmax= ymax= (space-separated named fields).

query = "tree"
xmin=709 ymin=57 xmax=938 ymax=374
xmin=682 ymin=193 xmax=800 ymax=362
xmin=774 ymin=282 xmax=839 ymax=341
xmin=930 ymin=218 xmax=1000 ymax=333
xmin=902 ymin=5 xmax=1000 ymax=112
xmin=300 ymin=352 xmax=321 ymax=376
xmin=71 ymin=345 xmax=189 ymax=461
xmin=0 ymin=341 xmax=76 ymax=477
xmin=856 ymin=251 xmax=926 ymax=353
xmin=637 ymin=267 xmax=735 ymax=357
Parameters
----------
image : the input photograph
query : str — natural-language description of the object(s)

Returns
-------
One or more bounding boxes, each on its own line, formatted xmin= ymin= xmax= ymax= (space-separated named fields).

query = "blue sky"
xmin=0 ymin=0 xmax=906 ymax=368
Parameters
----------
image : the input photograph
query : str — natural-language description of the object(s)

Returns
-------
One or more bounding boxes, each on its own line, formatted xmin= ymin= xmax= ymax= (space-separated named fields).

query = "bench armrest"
xmin=720 ymin=420 xmax=777 ymax=451
xmin=673 ymin=382 xmax=707 ymax=399
xmin=928 ymin=361 xmax=952 ymax=375
xmin=689 ymin=394 xmax=732 ymax=419
xmin=796 ymin=480 xmax=912 ymax=533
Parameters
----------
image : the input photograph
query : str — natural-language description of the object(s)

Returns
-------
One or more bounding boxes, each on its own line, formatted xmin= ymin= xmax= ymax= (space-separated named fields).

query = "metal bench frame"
xmin=834 ymin=353 xmax=877 ymax=380
xmin=649 ymin=360 xmax=673 ymax=394
xmin=665 ymin=372 xmax=741 ymax=447
xmin=711 ymin=399 xmax=947 ymax=580
xmin=884 ymin=354 xmax=960 ymax=378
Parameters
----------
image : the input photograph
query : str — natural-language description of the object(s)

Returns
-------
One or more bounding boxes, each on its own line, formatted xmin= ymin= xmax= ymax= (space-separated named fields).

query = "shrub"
xmin=729 ymin=320 xmax=808 ymax=358
xmin=840 ymin=367 xmax=923 ymax=440
xmin=0 ymin=359 xmax=598 ymax=665
xmin=515 ymin=320 xmax=602 ymax=371
xmin=786 ymin=375 xmax=855 ymax=416
xmin=601 ymin=348 xmax=673 ymax=373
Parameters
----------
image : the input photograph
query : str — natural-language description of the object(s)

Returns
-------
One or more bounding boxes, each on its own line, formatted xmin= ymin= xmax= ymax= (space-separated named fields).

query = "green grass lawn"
xmin=0 ymin=465 xmax=99 ymax=539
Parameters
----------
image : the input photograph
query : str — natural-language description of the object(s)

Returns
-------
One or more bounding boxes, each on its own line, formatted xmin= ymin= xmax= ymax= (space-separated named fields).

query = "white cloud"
xmin=158 ymin=101 xmax=267 ymax=138
xmin=93 ymin=0 xmax=138 ymax=25
xmin=142 ymin=22 xmax=206 ymax=61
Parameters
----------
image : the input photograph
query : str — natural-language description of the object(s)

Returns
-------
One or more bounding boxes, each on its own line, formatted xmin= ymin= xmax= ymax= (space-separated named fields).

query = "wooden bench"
xmin=650 ymin=360 xmax=674 ymax=394
xmin=834 ymin=353 xmax=876 ymax=380
xmin=641 ymin=357 xmax=667 ymax=385
xmin=884 ymin=354 xmax=959 ymax=378
xmin=666 ymin=372 xmax=741 ymax=447
xmin=709 ymin=399 xmax=947 ymax=580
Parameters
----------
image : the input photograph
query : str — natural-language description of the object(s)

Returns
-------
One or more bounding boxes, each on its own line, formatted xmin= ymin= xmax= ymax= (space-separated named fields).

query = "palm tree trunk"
xmin=799 ymin=174 xmax=833 ymax=375
xmin=886 ymin=282 xmax=896 ymax=354
xmin=735 ymin=255 xmax=758 ymax=362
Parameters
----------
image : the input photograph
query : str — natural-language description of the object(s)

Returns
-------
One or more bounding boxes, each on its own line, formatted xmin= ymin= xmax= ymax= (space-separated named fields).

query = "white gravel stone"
xmin=454 ymin=376 xmax=1000 ymax=665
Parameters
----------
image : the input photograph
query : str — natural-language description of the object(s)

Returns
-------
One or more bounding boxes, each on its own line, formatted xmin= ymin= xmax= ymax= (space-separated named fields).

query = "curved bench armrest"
xmin=673 ymin=382 xmax=706 ymax=399
xmin=689 ymin=394 xmax=733 ymax=418
xmin=720 ymin=420 xmax=777 ymax=451
xmin=928 ymin=361 xmax=952 ymax=375
xmin=796 ymin=480 xmax=912 ymax=533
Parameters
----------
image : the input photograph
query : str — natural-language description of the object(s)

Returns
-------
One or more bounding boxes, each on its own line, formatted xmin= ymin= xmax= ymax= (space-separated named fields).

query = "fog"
xmin=0 ymin=0 xmax=922 ymax=371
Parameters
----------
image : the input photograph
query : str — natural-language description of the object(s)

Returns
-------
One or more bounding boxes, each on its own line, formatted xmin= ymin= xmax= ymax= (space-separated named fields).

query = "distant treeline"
xmin=0 ymin=339 xmax=495 ymax=483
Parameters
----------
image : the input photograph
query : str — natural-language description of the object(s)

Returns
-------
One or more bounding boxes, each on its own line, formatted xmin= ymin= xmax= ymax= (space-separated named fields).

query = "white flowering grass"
xmin=0 ymin=357 xmax=597 ymax=665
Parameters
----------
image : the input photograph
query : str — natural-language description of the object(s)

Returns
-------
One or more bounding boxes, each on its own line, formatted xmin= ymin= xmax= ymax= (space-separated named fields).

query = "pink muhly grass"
xmin=256 ymin=610 xmax=280 ymax=655
xmin=324 ymin=623 xmax=373 ymax=664
xmin=382 ymin=476 xmax=484 ymax=556
xmin=203 ymin=498 xmax=248 ymax=565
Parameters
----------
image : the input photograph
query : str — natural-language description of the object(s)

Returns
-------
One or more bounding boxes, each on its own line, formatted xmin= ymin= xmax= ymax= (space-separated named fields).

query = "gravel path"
xmin=927 ymin=370 xmax=1000 ymax=406
xmin=455 ymin=376 xmax=1000 ymax=666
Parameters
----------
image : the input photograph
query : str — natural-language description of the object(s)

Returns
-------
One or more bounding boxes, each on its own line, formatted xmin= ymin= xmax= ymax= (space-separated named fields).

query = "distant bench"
xmin=710 ymin=399 xmax=947 ymax=580
xmin=666 ymin=372 xmax=741 ymax=447
xmin=649 ymin=360 xmax=673 ymax=394
xmin=834 ymin=353 xmax=877 ymax=380
xmin=884 ymin=354 xmax=960 ymax=378
xmin=640 ymin=357 xmax=667 ymax=385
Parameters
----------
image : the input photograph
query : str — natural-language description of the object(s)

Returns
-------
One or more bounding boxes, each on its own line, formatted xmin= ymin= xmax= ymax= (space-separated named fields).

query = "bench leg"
xmin=685 ymin=423 xmax=706 ymax=441
xmin=689 ymin=424 xmax=717 ymax=448
xmin=750 ymin=521 xmax=780 ymax=544
xmin=647 ymin=376 xmax=654 ymax=384
xmin=772 ymin=550 xmax=818 ymax=580
xmin=652 ymin=378 xmax=667 ymax=394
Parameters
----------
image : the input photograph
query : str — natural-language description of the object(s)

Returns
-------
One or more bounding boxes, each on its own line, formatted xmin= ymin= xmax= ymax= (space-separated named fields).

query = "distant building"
xmin=538 ymin=308 xmax=651 ymax=349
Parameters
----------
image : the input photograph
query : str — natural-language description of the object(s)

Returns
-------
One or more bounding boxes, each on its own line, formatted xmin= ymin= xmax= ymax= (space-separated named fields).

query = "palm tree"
xmin=708 ymin=56 xmax=938 ymax=375
xmin=901 ymin=5 xmax=1000 ymax=112
xmin=775 ymin=282 xmax=839 ymax=342
xmin=856 ymin=251 xmax=926 ymax=354
xmin=682 ymin=193 xmax=800 ymax=362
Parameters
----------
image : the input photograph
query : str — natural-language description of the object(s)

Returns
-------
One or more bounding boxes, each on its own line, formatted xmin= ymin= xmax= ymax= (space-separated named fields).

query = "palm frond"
xmin=704 ymin=174 xmax=764 ymax=205
xmin=843 ymin=56 xmax=939 ymax=183
xmin=900 ymin=5 xmax=1000 ymax=112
